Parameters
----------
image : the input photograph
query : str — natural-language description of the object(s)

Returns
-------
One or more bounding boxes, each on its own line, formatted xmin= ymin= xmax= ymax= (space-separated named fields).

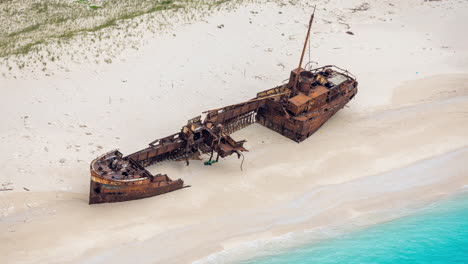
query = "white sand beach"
xmin=1 ymin=0 xmax=468 ymax=263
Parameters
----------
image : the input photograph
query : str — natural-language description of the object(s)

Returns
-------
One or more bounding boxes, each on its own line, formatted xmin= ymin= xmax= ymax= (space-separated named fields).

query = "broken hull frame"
xmin=89 ymin=65 xmax=358 ymax=204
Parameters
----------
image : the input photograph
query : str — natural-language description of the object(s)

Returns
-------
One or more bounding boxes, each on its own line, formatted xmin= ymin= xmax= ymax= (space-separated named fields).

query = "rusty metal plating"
xmin=89 ymin=13 xmax=358 ymax=204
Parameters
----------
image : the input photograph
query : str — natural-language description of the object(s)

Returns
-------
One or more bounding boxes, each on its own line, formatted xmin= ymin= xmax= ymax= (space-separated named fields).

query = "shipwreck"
xmin=89 ymin=10 xmax=358 ymax=204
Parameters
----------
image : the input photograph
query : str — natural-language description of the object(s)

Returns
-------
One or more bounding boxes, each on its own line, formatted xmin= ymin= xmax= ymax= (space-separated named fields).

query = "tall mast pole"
xmin=293 ymin=6 xmax=316 ymax=94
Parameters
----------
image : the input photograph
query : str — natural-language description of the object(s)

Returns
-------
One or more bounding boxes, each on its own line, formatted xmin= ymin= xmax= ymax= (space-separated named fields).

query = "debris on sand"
xmin=350 ymin=3 xmax=370 ymax=13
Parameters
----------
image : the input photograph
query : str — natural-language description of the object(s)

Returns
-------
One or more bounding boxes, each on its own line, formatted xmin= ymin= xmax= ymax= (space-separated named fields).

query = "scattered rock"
xmin=217 ymin=24 xmax=224 ymax=29
xmin=23 ymin=187 xmax=30 ymax=191
xmin=346 ymin=31 xmax=354 ymax=35
xmin=85 ymin=132 xmax=92 ymax=135
xmin=338 ymin=19 xmax=351 ymax=29
xmin=44 ymin=147 xmax=49 ymax=152
xmin=350 ymin=3 xmax=370 ymax=12
xmin=59 ymin=158 xmax=66 ymax=163
xmin=22 ymin=115 xmax=29 ymax=128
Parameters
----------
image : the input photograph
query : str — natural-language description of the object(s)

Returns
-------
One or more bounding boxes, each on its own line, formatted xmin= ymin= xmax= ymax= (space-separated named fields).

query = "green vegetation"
xmin=0 ymin=0 xmax=242 ymax=57
xmin=7 ymin=24 xmax=41 ymax=38
xmin=0 ymin=0 xmax=300 ymax=77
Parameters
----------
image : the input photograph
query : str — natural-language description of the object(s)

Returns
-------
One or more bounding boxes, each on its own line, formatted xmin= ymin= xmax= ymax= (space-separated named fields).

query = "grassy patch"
xmin=0 ymin=0 xmax=204 ymax=57
xmin=8 ymin=24 xmax=41 ymax=37
xmin=11 ymin=40 xmax=45 ymax=56
xmin=213 ymin=0 xmax=231 ymax=6
xmin=1 ymin=0 xmax=295 ymax=71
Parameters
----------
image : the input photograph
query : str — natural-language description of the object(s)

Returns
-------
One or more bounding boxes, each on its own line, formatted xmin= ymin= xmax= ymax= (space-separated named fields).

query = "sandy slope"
xmin=1 ymin=0 xmax=468 ymax=263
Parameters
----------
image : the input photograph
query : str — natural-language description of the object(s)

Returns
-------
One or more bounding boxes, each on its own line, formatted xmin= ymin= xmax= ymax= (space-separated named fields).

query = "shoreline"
xmin=208 ymin=189 xmax=468 ymax=264
xmin=194 ymin=188 xmax=468 ymax=264
xmin=1 ymin=73 xmax=466 ymax=264
xmin=108 ymin=145 xmax=468 ymax=264
xmin=1 ymin=0 xmax=468 ymax=263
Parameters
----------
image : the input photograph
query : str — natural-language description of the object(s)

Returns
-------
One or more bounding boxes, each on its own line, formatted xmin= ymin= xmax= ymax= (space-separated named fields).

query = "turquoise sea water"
xmin=240 ymin=192 xmax=468 ymax=264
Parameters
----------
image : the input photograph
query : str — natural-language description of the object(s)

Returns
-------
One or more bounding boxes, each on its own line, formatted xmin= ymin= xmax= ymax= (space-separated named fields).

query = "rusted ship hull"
xmin=257 ymin=73 xmax=357 ymax=142
xmin=89 ymin=65 xmax=357 ymax=204
xmin=258 ymin=97 xmax=352 ymax=142
xmin=89 ymin=151 xmax=185 ymax=204
xmin=89 ymin=177 xmax=183 ymax=204
xmin=89 ymin=11 xmax=359 ymax=204
xmin=89 ymin=171 xmax=183 ymax=204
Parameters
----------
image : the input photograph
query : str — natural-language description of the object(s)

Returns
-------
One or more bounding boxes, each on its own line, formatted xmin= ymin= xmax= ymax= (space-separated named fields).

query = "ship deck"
xmin=91 ymin=150 xmax=151 ymax=181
